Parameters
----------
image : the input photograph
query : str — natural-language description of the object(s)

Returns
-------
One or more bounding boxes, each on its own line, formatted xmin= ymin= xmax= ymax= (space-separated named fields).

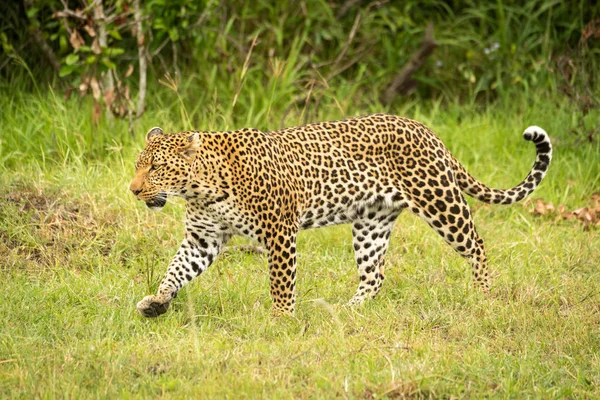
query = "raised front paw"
xmin=136 ymin=295 xmax=171 ymax=318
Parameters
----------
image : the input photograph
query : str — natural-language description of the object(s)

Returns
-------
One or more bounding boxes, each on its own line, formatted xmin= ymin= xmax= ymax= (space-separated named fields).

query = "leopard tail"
xmin=451 ymin=126 xmax=552 ymax=205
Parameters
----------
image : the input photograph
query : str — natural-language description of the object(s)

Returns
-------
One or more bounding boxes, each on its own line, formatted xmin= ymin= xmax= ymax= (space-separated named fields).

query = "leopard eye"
xmin=149 ymin=165 xmax=157 ymax=171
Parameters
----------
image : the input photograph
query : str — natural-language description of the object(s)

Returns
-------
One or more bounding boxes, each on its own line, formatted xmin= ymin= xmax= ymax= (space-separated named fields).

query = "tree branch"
xmin=382 ymin=23 xmax=437 ymax=104
xmin=23 ymin=0 xmax=61 ymax=72
xmin=94 ymin=1 xmax=114 ymax=119
xmin=133 ymin=0 xmax=146 ymax=118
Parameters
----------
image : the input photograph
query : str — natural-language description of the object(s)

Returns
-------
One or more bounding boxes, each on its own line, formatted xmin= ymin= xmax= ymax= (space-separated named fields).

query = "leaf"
xmin=90 ymin=77 xmax=101 ymax=100
xmin=101 ymin=58 xmax=116 ymax=70
xmin=1 ymin=34 xmax=13 ymax=53
xmin=529 ymin=197 xmax=599 ymax=229
xmin=83 ymin=24 xmax=96 ymax=38
xmin=79 ymin=81 xmax=88 ymax=94
xmin=78 ymin=74 xmax=90 ymax=96
xmin=91 ymin=39 xmax=102 ymax=54
xmin=168 ymin=28 xmax=179 ymax=42
xmin=92 ymin=100 xmax=102 ymax=126
xmin=572 ymin=208 xmax=593 ymax=226
xmin=563 ymin=212 xmax=576 ymax=220
xmin=69 ymin=30 xmax=85 ymax=50
xmin=26 ymin=7 xmax=39 ymax=19
xmin=65 ymin=54 xmax=79 ymax=66
xmin=124 ymin=85 xmax=131 ymax=101
xmin=109 ymin=29 xmax=123 ymax=40
xmin=59 ymin=35 xmax=68 ymax=52
xmin=124 ymin=64 xmax=134 ymax=78
xmin=85 ymin=55 xmax=96 ymax=64
xmin=103 ymin=87 xmax=115 ymax=109
xmin=59 ymin=65 xmax=75 ymax=77
xmin=105 ymin=47 xmax=125 ymax=57
xmin=532 ymin=199 xmax=550 ymax=216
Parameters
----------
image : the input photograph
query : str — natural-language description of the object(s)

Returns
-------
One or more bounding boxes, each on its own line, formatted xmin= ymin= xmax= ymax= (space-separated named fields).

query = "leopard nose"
xmin=131 ymin=188 xmax=142 ymax=196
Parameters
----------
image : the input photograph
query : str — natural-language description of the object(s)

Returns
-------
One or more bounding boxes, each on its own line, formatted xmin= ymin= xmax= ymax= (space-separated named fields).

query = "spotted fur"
xmin=130 ymin=114 xmax=552 ymax=317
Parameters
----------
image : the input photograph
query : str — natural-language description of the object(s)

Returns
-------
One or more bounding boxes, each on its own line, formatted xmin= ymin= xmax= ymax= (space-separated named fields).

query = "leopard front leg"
xmin=265 ymin=226 xmax=298 ymax=316
xmin=137 ymin=227 xmax=230 ymax=318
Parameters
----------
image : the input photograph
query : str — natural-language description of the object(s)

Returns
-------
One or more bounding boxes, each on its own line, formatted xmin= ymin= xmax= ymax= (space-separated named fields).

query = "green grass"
xmin=1 ymin=86 xmax=599 ymax=398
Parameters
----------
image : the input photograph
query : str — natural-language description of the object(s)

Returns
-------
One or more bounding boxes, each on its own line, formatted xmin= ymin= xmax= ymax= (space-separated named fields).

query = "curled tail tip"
xmin=523 ymin=125 xmax=548 ymax=142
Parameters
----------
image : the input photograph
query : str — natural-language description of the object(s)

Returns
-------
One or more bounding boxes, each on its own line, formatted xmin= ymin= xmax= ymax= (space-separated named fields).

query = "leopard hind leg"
xmin=347 ymin=206 xmax=403 ymax=305
xmin=409 ymin=184 xmax=490 ymax=292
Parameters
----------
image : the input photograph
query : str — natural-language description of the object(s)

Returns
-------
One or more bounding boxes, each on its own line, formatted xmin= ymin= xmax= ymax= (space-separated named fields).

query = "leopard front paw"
xmin=271 ymin=305 xmax=295 ymax=317
xmin=136 ymin=295 xmax=171 ymax=318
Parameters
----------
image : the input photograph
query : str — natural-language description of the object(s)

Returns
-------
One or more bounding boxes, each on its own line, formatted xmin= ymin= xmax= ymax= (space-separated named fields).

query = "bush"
xmin=0 ymin=1 xmax=598 ymax=113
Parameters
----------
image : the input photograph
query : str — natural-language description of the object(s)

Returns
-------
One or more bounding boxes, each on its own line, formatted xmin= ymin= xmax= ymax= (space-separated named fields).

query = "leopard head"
xmin=129 ymin=127 xmax=200 ymax=210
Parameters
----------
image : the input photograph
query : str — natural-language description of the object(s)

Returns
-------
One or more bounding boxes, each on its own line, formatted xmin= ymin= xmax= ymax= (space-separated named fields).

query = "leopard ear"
xmin=179 ymin=132 xmax=200 ymax=159
xmin=146 ymin=127 xmax=164 ymax=143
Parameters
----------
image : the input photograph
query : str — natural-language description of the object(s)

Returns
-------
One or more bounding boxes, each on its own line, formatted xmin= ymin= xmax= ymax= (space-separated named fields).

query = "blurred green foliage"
xmin=1 ymin=0 xmax=598 ymax=106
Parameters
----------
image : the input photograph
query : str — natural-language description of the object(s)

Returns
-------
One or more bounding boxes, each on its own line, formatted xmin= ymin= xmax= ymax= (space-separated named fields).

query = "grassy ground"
xmin=1 ymin=90 xmax=599 ymax=398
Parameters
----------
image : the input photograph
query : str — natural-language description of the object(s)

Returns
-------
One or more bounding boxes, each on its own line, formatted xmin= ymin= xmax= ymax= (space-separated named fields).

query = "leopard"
xmin=130 ymin=113 xmax=552 ymax=317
